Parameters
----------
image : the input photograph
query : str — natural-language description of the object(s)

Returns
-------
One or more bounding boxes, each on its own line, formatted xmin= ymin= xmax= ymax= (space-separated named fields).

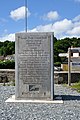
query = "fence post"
xmin=68 ymin=47 xmax=71 ymax=86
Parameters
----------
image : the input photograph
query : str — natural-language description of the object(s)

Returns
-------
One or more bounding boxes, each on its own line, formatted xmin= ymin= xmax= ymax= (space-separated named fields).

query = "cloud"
xmin=1 ymin=14 xmax=80 ymax=41
xmin=75 ymin=0 xmax=80 ymax=2
xmin=42 ymin=11 xmax=59 ymax=21
xmin=0 ymin=33 xmax=15 ymax=42
xmin=29 ymin=16 xmax=80 ymax=38
xmin=30 ymin=19 xmax=73 ymax=38
xmin=10 ymin=6 xmax=31 ymax=21
xmin=73 ymin=15 xmax=80 ymax=22
xmin=67 ymin=26 xmax=80 ymax=35
xmin=67 ymin=14 xmax=80 ymax=36
xmin=52 ymin=19 xmax=73 ymax=34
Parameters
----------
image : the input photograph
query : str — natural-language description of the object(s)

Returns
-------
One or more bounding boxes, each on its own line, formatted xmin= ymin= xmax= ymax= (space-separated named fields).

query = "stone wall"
xmin=0 ymin=69 xmax=80 ymax=84
xmin=0 ymin=69 xmax=15 ymax=83
xmin=54 ymin=72 xmax=80 ymax=84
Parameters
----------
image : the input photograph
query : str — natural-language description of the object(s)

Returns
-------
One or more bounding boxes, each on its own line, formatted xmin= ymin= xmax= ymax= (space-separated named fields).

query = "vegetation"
xmin=0 ymin=41 xmax=15 ymax=56
xmin=54 ymin=37 xmax=80 ymax=65
xmin=0 ymin=37 xmax=80 ymax=68
xmin=0 ymin=60 xmax=15 ymax=69
xmin=0 ymin=41 xmax=15 ymax=69
xmin=71 ymin=82 xmax=80 ymax=93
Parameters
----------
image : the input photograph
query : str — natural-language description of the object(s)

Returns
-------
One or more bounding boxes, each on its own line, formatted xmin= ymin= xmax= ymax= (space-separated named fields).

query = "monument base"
xmin=5 ymin=95 xmax=63 ymax=104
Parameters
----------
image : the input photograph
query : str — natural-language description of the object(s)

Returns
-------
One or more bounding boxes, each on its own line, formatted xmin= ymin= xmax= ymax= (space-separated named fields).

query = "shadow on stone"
xmin=55 ymin=95 xmax=80 ymax=101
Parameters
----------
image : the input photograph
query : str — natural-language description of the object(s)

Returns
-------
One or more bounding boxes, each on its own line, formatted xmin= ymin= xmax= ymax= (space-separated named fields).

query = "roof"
xmin=70 ymin=47 xmax=80 ymax=53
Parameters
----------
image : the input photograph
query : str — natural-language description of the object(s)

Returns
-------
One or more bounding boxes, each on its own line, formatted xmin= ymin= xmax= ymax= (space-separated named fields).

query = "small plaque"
xmin=29 ymin=85 xmax=39 ymax=91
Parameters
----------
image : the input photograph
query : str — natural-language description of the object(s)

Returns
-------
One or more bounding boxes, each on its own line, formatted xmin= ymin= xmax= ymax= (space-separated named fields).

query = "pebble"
xmin=0 ymin=84 xmax=80 ymax=120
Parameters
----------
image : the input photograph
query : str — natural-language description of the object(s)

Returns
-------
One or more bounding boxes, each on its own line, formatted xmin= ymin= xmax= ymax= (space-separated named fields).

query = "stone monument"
xmin=15 ymin=32 xmax=54 ymax=100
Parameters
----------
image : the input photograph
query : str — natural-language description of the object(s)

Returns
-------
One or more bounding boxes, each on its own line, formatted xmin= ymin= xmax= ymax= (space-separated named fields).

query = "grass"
xmin=71 ymin=82 xmax=80 ymax=93
xmin=63 ymin=83 xmax=67 ymax=87
xmin=62 ymin=82 xmax=80 ymax=93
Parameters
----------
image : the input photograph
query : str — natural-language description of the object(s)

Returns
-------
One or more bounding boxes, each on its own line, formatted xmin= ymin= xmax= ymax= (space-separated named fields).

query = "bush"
xmin=0 ymin=60 xmax=15 ymax=69
xmin=54 ymin=62 xmax=61 ymax=67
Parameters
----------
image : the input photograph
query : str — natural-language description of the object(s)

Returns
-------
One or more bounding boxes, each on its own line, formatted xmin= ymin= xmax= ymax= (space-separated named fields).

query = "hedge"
xmin=0 ymin=60 xmax=15 ymax=69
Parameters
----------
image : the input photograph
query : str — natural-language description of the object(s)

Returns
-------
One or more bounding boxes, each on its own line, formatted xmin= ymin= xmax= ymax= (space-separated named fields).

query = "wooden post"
xmin=68 ymin=47 xmax=71 ymax=86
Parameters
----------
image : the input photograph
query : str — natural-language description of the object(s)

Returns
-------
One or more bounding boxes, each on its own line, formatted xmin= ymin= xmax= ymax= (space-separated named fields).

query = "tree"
xmin=0 ymin=41 xmax=15 ymax=56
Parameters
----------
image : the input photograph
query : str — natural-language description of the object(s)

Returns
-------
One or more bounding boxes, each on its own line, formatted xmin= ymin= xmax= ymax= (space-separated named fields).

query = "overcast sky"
xmin=0 ymin=0 xmax=80 ymax=41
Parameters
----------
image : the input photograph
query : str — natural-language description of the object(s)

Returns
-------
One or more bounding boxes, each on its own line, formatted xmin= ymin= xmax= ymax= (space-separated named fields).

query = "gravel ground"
xmin=0 ymin=84 xmax=80 ymax=120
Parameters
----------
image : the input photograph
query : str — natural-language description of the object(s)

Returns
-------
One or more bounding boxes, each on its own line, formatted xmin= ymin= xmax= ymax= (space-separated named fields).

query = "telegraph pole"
xmin=25 ymin=0 xmax=27 ymax=32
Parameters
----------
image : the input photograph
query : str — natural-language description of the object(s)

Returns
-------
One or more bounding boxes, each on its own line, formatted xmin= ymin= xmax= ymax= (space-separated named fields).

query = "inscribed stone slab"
xmin=15 ymin=32 xmax=54 ymax=100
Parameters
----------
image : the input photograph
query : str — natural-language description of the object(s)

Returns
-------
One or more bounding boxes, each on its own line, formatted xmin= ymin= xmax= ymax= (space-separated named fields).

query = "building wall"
xmin=61 ymin=64 xmax=68 ymax=71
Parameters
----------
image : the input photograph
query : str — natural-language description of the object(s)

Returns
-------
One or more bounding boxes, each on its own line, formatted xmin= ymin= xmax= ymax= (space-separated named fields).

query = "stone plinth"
xmin=15 ymin=32 xmax=54 ymax=100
